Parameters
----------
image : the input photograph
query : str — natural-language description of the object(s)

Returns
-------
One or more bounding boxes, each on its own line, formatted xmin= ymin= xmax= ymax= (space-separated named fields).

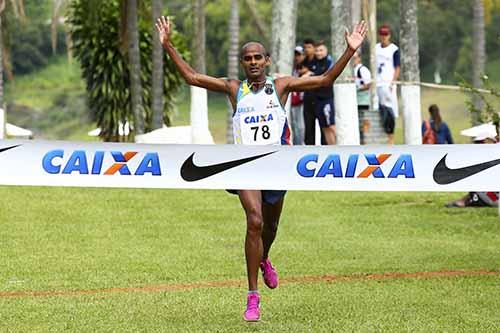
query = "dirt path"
xmin=1 ymin=269 xmax=498 ymax=298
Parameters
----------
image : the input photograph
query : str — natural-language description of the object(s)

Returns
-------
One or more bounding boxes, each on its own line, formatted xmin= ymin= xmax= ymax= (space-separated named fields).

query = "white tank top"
xmin=233 ymin=77 xmax=290 ymax=145
xmin=376 ymin=42 xmax=399 ymax=86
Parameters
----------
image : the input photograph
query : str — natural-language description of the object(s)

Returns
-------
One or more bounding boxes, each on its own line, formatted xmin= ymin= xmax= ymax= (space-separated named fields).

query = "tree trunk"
xmin=351 ymin=0 xmax=362 ymax=30
xmin=472 ymin=0 xmax=486 ymax=124
xmin=363 ymin=0 xmax=377 ymax=112
xmin=243 ymin=0 xmax=270 ymax=48
xmin=270 ymin=0 xmax=298 ymax=76
xmin=0 ymin=2 xmax=5 ymax=139
xmin=0 ymin=12 xmax=3 ymax=109
xmin=127 ymin=0 xmax=145 ymax=135
xmin=190 ymin=0 xmax=213 ymax=144
xmin=400 ymin=0 xmax=422 ymax=144
xmin=151 ymin=0 xmax=164 ymax=130
xmin=226 ymin=0 xmax=239 ymax=144
xmin=331 ymin=0 xmax=359 ymax=145
xmin=192 ymin=0 xmax=206 ymax=74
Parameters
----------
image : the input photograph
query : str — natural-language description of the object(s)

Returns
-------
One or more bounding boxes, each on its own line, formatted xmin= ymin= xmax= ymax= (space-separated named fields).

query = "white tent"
xmin=88 ymin=122 xmax=131 ymax=137
xmin=6 ymin=123 xmax=33 ymax=139
xmin=135 ymin=125 xmax=193 ymax=144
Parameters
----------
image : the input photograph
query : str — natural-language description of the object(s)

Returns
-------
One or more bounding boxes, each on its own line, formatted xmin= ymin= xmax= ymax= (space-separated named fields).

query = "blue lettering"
xmin=316 ymin=155 xmax=343 ymax=178
xmin=296 ymin=154 xmax=318 ymax=178
xmin=345 ymin=155 xmax=358 ymax=178
xmin=91 ymin=151 xmax=104 ymax=175
xmin=42 ymin=150 xmax=64 ymax=174
xmin=364 ymin=154 xmax=385 ymax=178
xmin=62 ymin=150 xmax=89 ymax=174
xmin=135 ymin=153 xmax=161 ymax=176
xmin=388 ymin=155 xmax=415 ymax=178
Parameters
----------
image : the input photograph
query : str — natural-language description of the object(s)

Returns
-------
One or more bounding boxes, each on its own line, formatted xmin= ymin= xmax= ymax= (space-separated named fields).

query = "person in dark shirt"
xmin=300 ymin=38 xmax=318 ymax=145
xmin=421 ymin=104 xmax=453 ymax=144
xmin=312 ymin=41 xmax=336 ymax=145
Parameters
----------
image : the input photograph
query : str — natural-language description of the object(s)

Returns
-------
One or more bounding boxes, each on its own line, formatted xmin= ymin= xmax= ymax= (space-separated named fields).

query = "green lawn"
xmin=0 ymin=187 xmax=499 ymax=331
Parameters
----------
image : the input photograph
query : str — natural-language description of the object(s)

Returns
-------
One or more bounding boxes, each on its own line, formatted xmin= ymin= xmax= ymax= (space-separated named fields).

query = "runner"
xmin=156 ymin=16 xmax=367 ymax=322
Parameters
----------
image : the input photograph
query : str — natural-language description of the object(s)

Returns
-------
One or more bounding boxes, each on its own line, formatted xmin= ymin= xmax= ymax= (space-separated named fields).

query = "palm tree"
xmin=270 ymin=0 xmax=297 ymax=76
xmin=331 ymin=0 xmax=359 ymax=145
xmin=51 ymin=0 xmax=73 ymax=63
xmin=1 ymin=0 xmax=26 ymax=81
xmin=243 ymin=0 xmax=270 ymax=47
xmin=472 ymin=0 xmax=486 ymax=124
xmin=226 ymin=0 xmax=239 ymax=143
xmin=400 ymin=0 xmax=422 ymax=144
xmin=127 ymin=0 xmax=145 ymax=135
xmin=151 ymin=0 xmax=164 ymax=130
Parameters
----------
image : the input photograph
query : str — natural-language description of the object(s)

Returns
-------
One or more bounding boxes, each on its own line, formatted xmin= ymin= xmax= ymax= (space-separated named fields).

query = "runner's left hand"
xmin=345 ymin=21 xmax=367 ymax=51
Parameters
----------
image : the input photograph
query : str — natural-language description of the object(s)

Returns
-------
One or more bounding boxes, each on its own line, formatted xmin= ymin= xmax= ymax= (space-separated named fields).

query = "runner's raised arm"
xmin=155 ymin=16 xmax=238 ymax=96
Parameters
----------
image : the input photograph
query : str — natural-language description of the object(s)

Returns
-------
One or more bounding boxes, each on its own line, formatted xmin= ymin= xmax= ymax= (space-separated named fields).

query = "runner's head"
xmin=240 ymin=42 xmax=270 ymax=80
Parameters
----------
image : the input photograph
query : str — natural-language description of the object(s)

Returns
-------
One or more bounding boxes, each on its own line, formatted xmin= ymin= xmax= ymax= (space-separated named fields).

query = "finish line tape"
xmin=0 ymin=140 xmax=499 ymax=192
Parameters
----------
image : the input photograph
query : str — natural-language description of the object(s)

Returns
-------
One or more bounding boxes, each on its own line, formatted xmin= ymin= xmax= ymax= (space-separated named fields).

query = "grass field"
xmin=1 ymin=187 xmax=499 ymax=331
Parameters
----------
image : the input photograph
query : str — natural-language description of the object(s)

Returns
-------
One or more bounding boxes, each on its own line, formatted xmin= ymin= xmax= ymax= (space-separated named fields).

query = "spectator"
xmin=421 ymin=104 xmax=453 ymax=144
xmin=312 ymin=41 xmax=336 ymax=145
xmin=446 ymin=124 xmax=498 ymax=208
xmin=301 ymin=38 xmax=318 ymax=145
xmin=291 ymin=46 xmax=305 ymax=145
xmin=376 ymin=24 xmax=400 ymax=145
xmin=352 ymin=51 xmax=371 ymax=144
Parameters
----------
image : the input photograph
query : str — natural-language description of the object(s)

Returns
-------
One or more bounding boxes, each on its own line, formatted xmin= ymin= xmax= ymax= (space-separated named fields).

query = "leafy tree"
xmin=461 ymin=75 xmax=500 ymax=132
xmin=69 ymin=0 xmax=189 ymax=141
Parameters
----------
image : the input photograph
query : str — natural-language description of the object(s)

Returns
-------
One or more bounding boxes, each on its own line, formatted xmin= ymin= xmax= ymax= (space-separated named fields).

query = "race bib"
xmin=239 ymin=110 xmax=280 ymax=145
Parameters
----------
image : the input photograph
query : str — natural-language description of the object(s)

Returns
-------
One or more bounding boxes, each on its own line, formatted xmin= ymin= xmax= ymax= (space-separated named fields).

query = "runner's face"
xmin=240 ymin=45 xmax=268 ymax=80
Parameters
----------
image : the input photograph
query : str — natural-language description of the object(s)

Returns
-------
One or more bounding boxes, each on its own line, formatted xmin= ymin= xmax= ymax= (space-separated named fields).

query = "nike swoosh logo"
xmin=433 ymin=154 xmax=500 ymax=185
xmin=0 ymin=145 xmax=21 ymax=154
xmin=181 ymin=151 xmax=276 ymax=182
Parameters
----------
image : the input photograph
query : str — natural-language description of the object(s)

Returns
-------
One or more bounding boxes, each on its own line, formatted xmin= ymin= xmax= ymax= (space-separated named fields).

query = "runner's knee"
xmin=246 ymin=209 xmax=263 ymax=233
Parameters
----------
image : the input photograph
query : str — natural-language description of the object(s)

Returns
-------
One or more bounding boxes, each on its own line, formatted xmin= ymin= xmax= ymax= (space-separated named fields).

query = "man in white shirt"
xmin=352 ymin=51 xmax=371 ymax=144
xmin=376 ymin=24 xmax=400 ymax=144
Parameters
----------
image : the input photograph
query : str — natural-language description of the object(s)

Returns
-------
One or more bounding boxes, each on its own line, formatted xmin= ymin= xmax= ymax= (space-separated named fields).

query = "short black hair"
xmin=303 ymin=38 xmax=315 ymax=46
xmin=240 ymin=41 xmax=268 ymax=59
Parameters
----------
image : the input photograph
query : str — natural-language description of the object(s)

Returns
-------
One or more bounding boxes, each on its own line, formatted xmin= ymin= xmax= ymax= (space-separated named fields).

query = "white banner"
xmin=0 ymin=140 xmax=499 ymax=192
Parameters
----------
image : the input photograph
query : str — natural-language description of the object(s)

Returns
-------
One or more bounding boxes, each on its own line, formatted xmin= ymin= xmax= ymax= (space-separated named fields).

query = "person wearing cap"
xmin=290 ymin=46 xmax=306 ymax=145
xmin=376 ymin=24 xmax=400 ymax=144
xmin=446 ymin=123 xmax=499 ymax=208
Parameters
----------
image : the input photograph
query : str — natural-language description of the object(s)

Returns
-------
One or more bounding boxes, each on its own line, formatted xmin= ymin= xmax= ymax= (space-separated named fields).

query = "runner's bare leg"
xmin=262 ymin=198 xmax=284 ymax=259
xmin=238 ymin=190 xmax=264 ymax=291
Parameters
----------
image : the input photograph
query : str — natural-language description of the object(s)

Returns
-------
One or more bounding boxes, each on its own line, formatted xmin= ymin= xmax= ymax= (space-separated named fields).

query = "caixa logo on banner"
xmin=297 ymin=154 xmax=414 ymax=178
xmin=42 ymin=150 xmax=161 ymax=175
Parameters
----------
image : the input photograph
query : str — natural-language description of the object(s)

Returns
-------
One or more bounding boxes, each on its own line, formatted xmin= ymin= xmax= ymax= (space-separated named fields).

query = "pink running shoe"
xmin=260 ymin=258 xmax=278 ymax=289
xmin=243 ymin=292 xmax=260 ymax=322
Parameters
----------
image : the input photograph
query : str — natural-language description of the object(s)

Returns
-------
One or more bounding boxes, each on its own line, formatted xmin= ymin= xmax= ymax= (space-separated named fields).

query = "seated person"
xmin=446 ymin=123 xmax=499 ymax=208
